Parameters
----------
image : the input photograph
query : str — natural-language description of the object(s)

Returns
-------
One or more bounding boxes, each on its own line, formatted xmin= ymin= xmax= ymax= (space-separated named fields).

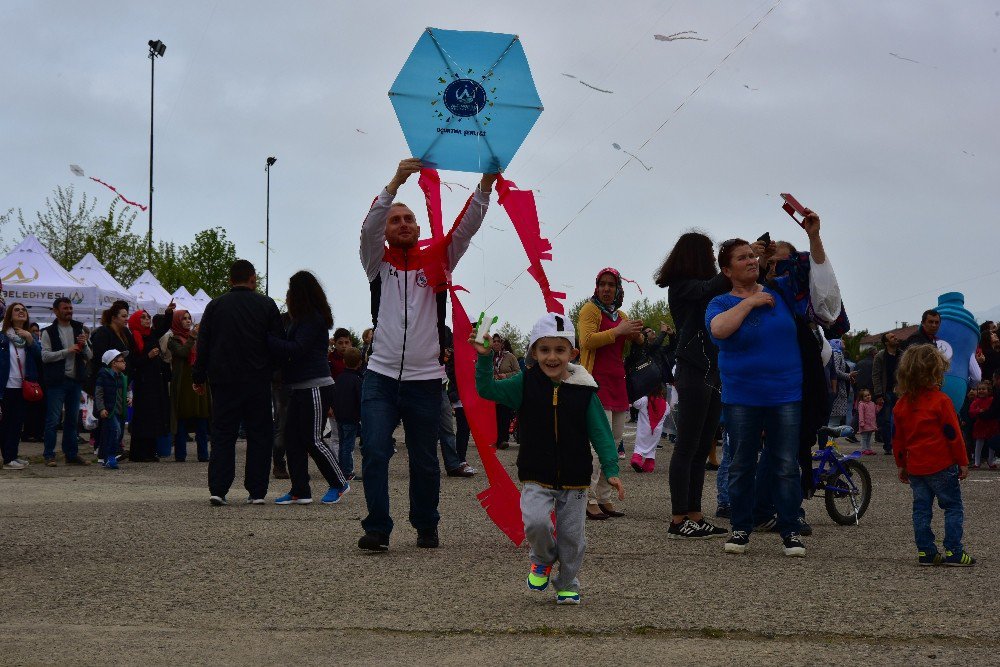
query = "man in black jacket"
xmin=904 ymin=310 xmax=941 ymax=349
xmin=193 ymin=260 xmax=283 ymax=505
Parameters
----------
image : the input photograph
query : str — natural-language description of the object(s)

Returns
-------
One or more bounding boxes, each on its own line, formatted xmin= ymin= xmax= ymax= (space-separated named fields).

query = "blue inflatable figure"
xmin=933 ymin=292 xmax=979 ymax=412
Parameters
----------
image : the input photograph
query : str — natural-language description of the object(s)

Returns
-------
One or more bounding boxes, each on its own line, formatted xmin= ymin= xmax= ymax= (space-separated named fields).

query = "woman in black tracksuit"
xmin=654 ymin=232 xmax=731 ymax=539
xmin=268 ymin=271 xmax=349 ymax=505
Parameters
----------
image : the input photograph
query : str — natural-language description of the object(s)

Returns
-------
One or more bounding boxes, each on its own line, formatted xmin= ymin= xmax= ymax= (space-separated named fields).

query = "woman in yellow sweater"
xmin=577 ymin=268 xmax=644 ymax=519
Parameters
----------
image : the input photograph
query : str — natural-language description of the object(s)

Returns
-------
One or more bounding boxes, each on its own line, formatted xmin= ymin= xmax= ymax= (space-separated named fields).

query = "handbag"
xmin=626 ymin=345 xmax=662 ymax=404
xmin=15 ymin=348 xmax=44 ymax=402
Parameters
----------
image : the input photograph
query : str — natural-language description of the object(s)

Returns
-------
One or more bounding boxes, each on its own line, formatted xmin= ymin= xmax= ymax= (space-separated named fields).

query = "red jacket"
xmin=892 ymin=388 xmax=969 ymax=475
xmin=328 ymin=350 xmax=345 ymax=380
xmin=969 ymin=397 xmax=1000 ymax=440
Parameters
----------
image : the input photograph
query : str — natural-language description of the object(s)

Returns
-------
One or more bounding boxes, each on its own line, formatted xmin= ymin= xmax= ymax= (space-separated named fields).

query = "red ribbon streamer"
xmin=418 ymin=173 xmax=525 ymax=546
xmin=89 ymin=176 xmax=148 ymax=212
xmin=495 ymin=175 xmax=566 ymax=314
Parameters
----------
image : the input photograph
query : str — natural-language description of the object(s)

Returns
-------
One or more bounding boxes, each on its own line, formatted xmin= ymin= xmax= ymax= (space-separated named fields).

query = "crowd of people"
xmin=2 ymin=156 xmax=991 ymax=606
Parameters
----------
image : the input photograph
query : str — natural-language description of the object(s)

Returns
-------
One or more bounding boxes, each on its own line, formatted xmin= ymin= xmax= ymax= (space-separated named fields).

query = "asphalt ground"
xmin=1 ymin=426 xmax=996 ymax=666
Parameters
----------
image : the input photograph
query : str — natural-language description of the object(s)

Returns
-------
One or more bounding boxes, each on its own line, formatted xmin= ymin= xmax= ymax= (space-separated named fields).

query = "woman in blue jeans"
xmin=707 ymin=240 xmax=812 ymax=557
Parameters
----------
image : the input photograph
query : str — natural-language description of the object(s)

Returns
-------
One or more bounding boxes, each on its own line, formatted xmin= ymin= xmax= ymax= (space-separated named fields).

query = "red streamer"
xmin=495 ymin=176 xmax=566 ymax=314
xmin=418 ymin=173 xmax=525 ymax=546
xmin=89 ymin=176 xmax=148 ymax=212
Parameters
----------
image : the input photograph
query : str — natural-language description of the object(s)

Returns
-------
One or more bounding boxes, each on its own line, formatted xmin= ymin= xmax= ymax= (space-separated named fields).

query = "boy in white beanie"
xmin=472 ymin=312 xmax=624 ymax=605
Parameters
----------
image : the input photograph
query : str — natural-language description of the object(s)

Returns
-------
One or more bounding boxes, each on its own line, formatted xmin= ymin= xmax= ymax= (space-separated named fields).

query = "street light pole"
xmin=147 ymin=39 xmax=166 ymax=271
xmin=265 ymin=157 xmax=276 ymax=296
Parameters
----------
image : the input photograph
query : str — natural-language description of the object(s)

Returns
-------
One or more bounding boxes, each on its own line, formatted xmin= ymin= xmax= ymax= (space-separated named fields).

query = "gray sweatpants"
xmin=521 ymin=483 xmax=588 ymax=593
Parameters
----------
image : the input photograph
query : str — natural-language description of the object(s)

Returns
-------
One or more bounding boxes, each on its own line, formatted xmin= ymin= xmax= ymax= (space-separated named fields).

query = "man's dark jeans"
xmin=360 ymin=371 xmax=441 ymax=536
xmin=208 ymin=381 xmax=273 ymax=500
xmin=44 ymin=379 xmax=81 ymax=461
xmin=877 ymin=393 xmax=897 ymax=453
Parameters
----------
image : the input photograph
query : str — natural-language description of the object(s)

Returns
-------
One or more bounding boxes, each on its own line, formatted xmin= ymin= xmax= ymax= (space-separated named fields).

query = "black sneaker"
xmin=715 ymin=505 xmax=731 ymax=519
xmin=943 ymin=550 xmax=976 ymax=567
xmin=667 ymin=518 xmax=713 ymax=540
xmin=755 ymin=516 xmax=779 ymax=533
xmin=724 ymin=531 xmax=750 ymax=554
xmin=209 ymin=495 xmax=228 ymax=506
xmin=797 ymin=516 xmax=813 ymax=536
xmin=696 ymin=518 xmax=728 ymax=538
xmin=416 ymin=529 xmax=439 ymax=549
xmin=358 ymin=531 xmax=390 ymax=552
xmin=782 ymin=533 xmax=806 ymax=557
xmin=917 ymin=551 xmax=943 ymax=566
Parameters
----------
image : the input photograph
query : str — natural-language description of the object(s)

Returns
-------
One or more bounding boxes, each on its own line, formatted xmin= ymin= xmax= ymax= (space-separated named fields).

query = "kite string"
xmin=486 ymin=0 xmax=783 ymax=311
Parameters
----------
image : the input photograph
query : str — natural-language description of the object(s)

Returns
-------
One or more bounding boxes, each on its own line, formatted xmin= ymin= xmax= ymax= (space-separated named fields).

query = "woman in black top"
xmin=127 ymin=306 xmax=174 ymax=462
xmin=268 ymin=271 xmax=349 ymax=505
xmin=654 ymin=232 xmax=731 ymax=539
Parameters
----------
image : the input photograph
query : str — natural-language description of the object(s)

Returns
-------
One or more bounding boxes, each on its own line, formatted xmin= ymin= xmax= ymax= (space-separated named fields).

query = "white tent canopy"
xmin=128 ymin=270 xmax=172 ymax=315
xmin=0 ymin=235 xmax=99 ymax=326
xmin=70 ymin=253 xmax=138 ymax=315
xmin=171 ymin=286 xmax=205 ymax=321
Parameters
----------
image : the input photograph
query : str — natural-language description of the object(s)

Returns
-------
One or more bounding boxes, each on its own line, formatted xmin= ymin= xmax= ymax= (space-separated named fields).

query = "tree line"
xmin=1 ymin=184 xmax=239 ymax=297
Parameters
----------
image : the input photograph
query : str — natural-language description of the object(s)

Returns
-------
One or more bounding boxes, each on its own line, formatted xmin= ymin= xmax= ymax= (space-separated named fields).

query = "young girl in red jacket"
xmin=893 ymin=345 xmax=975 ymax=567
xmin=968 ymin=381 xmax=998 ymax=469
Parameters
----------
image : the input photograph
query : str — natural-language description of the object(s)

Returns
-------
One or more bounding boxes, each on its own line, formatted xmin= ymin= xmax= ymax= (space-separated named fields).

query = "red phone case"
xmin=780 ymin=193 xmax=806 ymax=227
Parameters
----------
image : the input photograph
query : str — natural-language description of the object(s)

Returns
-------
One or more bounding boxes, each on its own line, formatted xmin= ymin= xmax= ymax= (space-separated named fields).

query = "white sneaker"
xmin=3 ymin=460 xmax=26 ymax=470
xmin=15 ymin=458 xmax=29 ymax=466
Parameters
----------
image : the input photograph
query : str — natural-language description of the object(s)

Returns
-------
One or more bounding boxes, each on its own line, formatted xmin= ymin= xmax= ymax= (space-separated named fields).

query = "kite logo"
xmin=2 ymin=264 xmax=40 ymax=284
xmin=442 ymin=79 xmax=487 ymax=118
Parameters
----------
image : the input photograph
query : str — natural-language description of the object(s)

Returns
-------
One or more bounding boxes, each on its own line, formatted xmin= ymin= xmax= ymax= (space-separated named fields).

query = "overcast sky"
xmin=2 ymin=1 xmax=998 ymax=334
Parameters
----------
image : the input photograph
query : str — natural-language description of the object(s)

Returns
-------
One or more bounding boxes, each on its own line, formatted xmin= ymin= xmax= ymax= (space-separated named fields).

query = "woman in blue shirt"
xmin=706 ymin=238 xmax=805 ymax=558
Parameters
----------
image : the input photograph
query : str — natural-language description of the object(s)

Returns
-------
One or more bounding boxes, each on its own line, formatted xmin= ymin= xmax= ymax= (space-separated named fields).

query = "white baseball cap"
xmin=528 ymin=312 xmax=576 ymax=351
xmin=102 ymin=349 xmax=128 ymax=366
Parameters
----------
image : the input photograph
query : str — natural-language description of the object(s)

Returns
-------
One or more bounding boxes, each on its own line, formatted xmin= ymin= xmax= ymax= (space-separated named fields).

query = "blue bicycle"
xmin=810 ymin=426 xmax=872 ymax=525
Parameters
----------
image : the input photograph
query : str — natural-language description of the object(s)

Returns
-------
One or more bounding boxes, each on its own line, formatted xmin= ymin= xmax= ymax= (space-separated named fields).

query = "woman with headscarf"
xmin=127 ymin=306 xmax=174 ymax=461
xmin=576 ymin=267 xmax=644 ymax=519
xmin=168 ymin=310 xmax=211 ymax=462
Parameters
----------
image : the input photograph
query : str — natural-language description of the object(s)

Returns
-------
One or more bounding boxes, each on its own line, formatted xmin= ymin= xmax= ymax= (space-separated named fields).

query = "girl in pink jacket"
xmin=857 ymin=389 xmax=879 ymax=455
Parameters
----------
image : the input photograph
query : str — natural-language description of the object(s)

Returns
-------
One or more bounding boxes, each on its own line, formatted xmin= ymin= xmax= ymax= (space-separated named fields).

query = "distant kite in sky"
xmin=744 ymin=84 xmax=759 ymax=91
xmin=355 ymin=128 xmax=368 ymax=134
xmin=69 ymin=164 xmax=148 ymax=211
xmin=579 ymin=81 xmax=613 ymax=94
xmin=654 ymin=31 xmax=707 ymax=42
xmin=889 ymin=52 xmax=921 ymax=64
xmin=611 ymin=142 xmax=652 ymax=170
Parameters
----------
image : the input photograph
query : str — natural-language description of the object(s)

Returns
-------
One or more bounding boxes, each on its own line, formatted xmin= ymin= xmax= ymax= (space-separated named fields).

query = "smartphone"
xmin=780 ymin=193 xmax=806 ymax=228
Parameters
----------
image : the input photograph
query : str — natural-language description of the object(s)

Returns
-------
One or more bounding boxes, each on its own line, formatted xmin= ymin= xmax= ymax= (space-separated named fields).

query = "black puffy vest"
xmin=516 ymin=364 xmax=598 ymax=489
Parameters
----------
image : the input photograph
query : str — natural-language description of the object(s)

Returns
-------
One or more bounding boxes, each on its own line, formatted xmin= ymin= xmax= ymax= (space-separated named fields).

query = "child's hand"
xmin=897 ymin=467 xmax=909 ymax=483
xmin=958 ymin=465 xmax=969 ymax=480
xmin=100 ymin=409 xmax=108 ymax=418
xmin=468 ymin=329 xmax=490 ymax=356
xmin=608 ymin=476 xmax=625 ymax=500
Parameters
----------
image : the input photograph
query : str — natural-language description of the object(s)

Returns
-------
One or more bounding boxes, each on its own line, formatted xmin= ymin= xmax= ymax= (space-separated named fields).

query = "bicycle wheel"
xmin=824 ymin=460 xmax=872 ymax=525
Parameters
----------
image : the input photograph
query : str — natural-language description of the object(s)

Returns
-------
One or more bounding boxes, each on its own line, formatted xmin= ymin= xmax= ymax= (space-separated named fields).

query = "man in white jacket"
xmin=357 ymin=157 xmax=497 ymax=552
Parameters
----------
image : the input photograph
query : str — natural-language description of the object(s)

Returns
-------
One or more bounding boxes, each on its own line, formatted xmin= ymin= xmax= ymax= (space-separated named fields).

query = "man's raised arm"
xmin=448 ymin=173 xmax=497 ymax=269
xmin=360 ymin=158 xmax=423 ymax=281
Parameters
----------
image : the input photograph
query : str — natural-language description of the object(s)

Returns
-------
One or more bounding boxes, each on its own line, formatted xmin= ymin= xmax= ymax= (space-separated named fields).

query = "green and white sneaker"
xmin=527 ymin=563 xmax=552 ymax=591
xmin=556 ymin=590 xmax=580 ymax=605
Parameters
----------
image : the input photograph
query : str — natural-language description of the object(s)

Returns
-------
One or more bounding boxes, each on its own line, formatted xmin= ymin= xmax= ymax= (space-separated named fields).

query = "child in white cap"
xmin=95 ymin=349 xmax=128 ymax=469
xmin=472 ymin=312 xmax=624 ymax=605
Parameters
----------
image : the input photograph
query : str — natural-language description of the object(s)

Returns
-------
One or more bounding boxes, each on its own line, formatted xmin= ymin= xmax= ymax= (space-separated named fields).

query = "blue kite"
xmin=389 ymin=27 xmax=543 ymax=174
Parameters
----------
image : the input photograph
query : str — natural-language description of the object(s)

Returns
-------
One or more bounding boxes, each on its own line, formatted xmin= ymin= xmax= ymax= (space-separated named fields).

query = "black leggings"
xmin=668 ymin=362 xmax=722 ymax=516
xmin=285 ymin=384 xmax=347 ymax=498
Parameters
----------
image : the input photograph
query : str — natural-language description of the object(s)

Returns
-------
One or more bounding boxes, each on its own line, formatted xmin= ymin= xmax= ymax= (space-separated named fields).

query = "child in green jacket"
xmin=473 ymin=312 xmax=624 ymax=605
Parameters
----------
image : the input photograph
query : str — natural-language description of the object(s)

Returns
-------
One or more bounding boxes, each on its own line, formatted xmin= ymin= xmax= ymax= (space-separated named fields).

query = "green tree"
xmin=567 ymin=298 xmax=589 ymax=329
xmin=150 ymin=240 xmax=191 ymax=293
xmin=840 ymin=330 xmax=869 ymax=363
xmin=177 ymin=227 xmax=238 ymax=296
xmin=80 ymin=200 xmax=146 ymax=287
xmin=0 ymin=207 xmax=25 ymax=253
xmin=626 ymin=297 xmax=673 ymax=330
xmin=495 ymin=321 xmax=529 ymax=357
xmin=18 ymin=185 xmax=96 ymax=267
